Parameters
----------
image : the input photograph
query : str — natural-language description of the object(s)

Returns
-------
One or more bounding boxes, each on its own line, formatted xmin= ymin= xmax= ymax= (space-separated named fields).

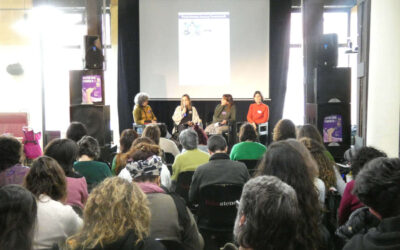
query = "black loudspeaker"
xmin=314 ymin=67 xmax=351 ymax=104
xmin=306 ymin=103 xmax=351 ymax=161
xmin=84 ymin=35 xmax=103 ymax=69
xmin=70 ymin=105 xmax=111 ymax=146
xmin=317 ymin=33 xmax=338 ymax=68
xmin=69 ymin=70 xmax=105 ymax=105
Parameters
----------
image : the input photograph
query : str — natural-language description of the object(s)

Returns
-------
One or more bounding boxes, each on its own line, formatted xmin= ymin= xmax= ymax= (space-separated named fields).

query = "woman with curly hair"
xmin=112 ymin=129 xmax=139 ymax=175
xmin=255 ymin=141 xmax=323 ymax=250
xmin=272 ymin=119 xmax=296 ymax=142
xmin=118 ymin=138 xmax=171 ymax=190
xmin=67 ymin=177 xmax=165 ymax=250
xmin=133 ymin=92 xmax=157 ymax=125
xmin=299 ymin=137 xmax=346 ymax=195
xmin=297 ymin=124 xmax=335 ymax=162
xmin=24 ymin=156 xmax=82 ymax=249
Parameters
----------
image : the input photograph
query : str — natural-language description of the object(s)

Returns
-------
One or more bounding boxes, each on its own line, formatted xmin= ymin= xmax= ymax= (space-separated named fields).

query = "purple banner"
xmin=82 ymin=75 xmax=102 ymax=104
xmin=323 ymin=114 xmax=343 ymax=143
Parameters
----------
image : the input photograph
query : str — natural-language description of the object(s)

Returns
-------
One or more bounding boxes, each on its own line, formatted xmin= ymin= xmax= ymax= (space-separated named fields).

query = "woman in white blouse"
xmin=172 ymin=94 xmax=202 ymax=134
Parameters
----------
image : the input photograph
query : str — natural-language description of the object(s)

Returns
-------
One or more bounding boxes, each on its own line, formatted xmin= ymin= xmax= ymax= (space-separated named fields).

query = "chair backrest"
xmin=258 ymin=122 xmax=268 ymax=136
xmin=197 ymin=184 xmax=243 ymax=231
xmin=175 ymin=171 xmax=195 ymax=203
xmin=165 ymin=152 xmax=175 ymax=164
xmin=156 ymin=239 xmax=185 ymax=250
xmin=238 ymin=159 xmax=259 ymax=175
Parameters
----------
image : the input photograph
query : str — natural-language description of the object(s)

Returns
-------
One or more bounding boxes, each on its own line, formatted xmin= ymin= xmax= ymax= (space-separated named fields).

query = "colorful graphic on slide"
xmin=323 ymin=114 xmax=343 ymax=143
xmin=178 ymin=12 xmax=230 ymax=86
xmin=82 ymin=75 xmax=102 ymax=104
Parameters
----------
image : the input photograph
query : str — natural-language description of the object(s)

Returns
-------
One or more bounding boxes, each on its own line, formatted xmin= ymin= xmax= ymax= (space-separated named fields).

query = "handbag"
xmin=23 ymin=127 xmax=43 ymax=160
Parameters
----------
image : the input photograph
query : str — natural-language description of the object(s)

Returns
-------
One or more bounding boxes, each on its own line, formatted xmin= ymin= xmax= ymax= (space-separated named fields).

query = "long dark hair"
xmin=239 ymin=123 xmax=258 ymax=142
xmin=0 ymin=185 xmax=37 ymax=250
xmin=255 ymin=141 xmax=322 ymax=250
xmin=272 ymin=119 xmax=296 ymax=142
xmin=24 ymin=156 xmax=67 ymax=202
xmin=297 ymin=124 xmax=324 ymax=145
xmin=44 ymin=139 xmax=79 ymax=177
xmin=115 ymin=129 xmax=139 ymax=173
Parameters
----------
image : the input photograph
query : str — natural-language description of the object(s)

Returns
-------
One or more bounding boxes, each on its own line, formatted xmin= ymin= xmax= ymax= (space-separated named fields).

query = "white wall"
xmin=367 ymin=0 xmax=400 ymax=157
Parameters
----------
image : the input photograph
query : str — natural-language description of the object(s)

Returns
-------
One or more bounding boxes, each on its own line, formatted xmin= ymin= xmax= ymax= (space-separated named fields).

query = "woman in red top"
xmin=247 ymin=91 xmax=269 ymax=128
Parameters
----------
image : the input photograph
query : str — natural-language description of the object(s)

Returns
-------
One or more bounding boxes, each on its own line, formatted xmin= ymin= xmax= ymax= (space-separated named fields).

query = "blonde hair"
xmin=67 ymin=177 xmax=150 ymax=249
xmin=180 ymin=94 xmax=192 ymax=110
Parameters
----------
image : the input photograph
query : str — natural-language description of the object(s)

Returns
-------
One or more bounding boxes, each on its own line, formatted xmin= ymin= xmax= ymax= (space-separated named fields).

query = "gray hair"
xmin=134 ymin=92 xmax=149 ymax=107
xmin=234 ymin=175 xmax=300 ymax=250
xmin=179 ymin=129 xmax=198 ymax=150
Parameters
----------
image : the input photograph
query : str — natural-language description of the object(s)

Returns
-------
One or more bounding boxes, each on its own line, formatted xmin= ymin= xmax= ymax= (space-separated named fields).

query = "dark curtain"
xmin=268 ymin=0 xmax=292 ymax=142
xmin=117 ymin=0 xmax=140 ymax=134
xmin=118 ymin=0 xmax=292 ymax=140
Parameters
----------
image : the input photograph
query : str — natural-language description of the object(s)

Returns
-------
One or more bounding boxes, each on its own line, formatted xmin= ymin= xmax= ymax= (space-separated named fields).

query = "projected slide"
xmin=178 ymin=12 xmax=230 ymax=86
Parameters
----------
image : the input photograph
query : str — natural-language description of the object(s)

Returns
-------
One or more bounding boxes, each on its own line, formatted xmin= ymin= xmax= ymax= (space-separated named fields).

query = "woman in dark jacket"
xmin=205 ymin=94 xmax=236 ymax=135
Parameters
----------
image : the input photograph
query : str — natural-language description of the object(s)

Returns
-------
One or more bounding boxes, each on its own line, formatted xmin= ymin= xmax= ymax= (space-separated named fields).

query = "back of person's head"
xmin=239 ymin=123 xmax=258 ymax=142
xmin=67 ymin=177 xmax=150 ymax=249
xmin=272 ymin=119 xmax=296 ymax=142
xmin=116 ymin=138 xmax=158 ymax=175
xmin=193 ymin=125 xmax=208 ymax=145
xmin=285 ymin=139 xmax=319 ymax=180
xmin=44 ymin=138 xmax=78 ymax=176
xmin=77 ymin=136 xmax=100 ymax=160
xmin=142 ymin=124 xmax=161 ymax=145
xmin=119 ymin=129 xmax=139 ymax=153
xmin=158 ymin=124 xmax=168 ymax=138
xmin=24 ymin=156 xmax=67 ymax=202
xmin=134 ymin=92 xmax=149 ymax=107
xmin=0 ymin=135 xmax=22 ymax=172
xmin=179 ymin=128 xmax=198 ymax=150
xmin=66 ymin=122 xmax=88 ymax=143
xmin=0 ymin=185 xmax=37 ymax=250
xmin=234 ymin=176 xmax=299 ymax=250
xmin=299 ymin=137 xmax=336 ymax=190
xmin=297 ymin=124 xmax=324 ymax=145
xmin=207 ymin=135 xmax=227 ymax=153
xmin=126 ymin=154 xmax=163 ymax=183
xmin=256 ymin=141 xmax=321 ymax=250
xmin=354 ymin=157 xmax=400 ymax=219
xmin=351 ymin=146 xmax=387 ymax=179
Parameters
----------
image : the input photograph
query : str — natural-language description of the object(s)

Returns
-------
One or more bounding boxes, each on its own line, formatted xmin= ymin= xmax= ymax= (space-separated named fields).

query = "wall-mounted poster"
xmin=82 ymin=75 xmax=102 ymax=104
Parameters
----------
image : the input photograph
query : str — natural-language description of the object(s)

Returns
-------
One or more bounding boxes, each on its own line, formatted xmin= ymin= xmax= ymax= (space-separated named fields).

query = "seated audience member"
xmin=73 ymin=136 xmax=112 ymax=191
xmin=112 ymin=129 xmax=139 ymax=175
xmin=272 ymin=119 xmax=296 ymax=142
xmin=246 ymin=90 xmax=269 ymax=128
xmin=193 ymin=124 xmax=209 ymax=153
xmin=66 ymin=122 xmax=88 ymax=143
xmin=142 ymin=124 xmax=161 ymax=145
xmin=67 ymin=177 xmax=165 ymax=250
xmin=338 ymin=146 xmax=387 ymax=225
xmin=44 ymin=139 xmax=88 ymax=209
xmin=255 ymin=141 xmax=323 ymax=250
xmin=300 ymin=137 xmax=346 ymax=195
xmin=171 ymin=129 xmax=209 ymax=182
xmin=133 ymin=92 xmax=157 ymax=125
xmin=158 ymin=124 xmax=180 ymax=157
xmin=24 ymin=156 xmax=82 ymax=249
xmin=297 ymin=124 xmax=335 ymax=162
xmin=229 ymin=123 xmax=266 ymax=161
xmin=343 ymin=157 xmax=400 ymax=250
xmin=0 ymin=135 xmax=29 ymax=186
xmin=286 ymin=139 xmax=326 ymax=204
xmin=172 ymin=94 xmax=202 ymax=134
xmin=229 ymin=176 xmax=300 ymax=250
xmin=118 ymin=139 xmax=171 ymax=190
xmin=0 ymin=185 xmax=37 ymax=250
xmin=125 ymin=150 xmax=204 ymax=250
xmin=189 ymin=134 xmax=249 ymax=204
xmin=205 ymin=94 xmax=236 ymax=135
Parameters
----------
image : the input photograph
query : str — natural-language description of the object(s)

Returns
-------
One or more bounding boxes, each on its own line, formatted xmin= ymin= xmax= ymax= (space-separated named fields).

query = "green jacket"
xmin=212 ymin=104 xmax=236 ymax=124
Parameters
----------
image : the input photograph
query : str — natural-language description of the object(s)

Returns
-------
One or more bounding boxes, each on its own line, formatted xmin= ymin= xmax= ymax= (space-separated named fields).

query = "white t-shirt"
xmin=34 ymin=194 xmax=82 ymax=250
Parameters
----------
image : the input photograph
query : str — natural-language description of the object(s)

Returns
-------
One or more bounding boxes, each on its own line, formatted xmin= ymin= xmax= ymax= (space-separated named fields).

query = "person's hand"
xmin=220 ymin=120 xmax=227 ymax=125
xmin=182 ymin=107 xmax=187 ymax=114
xmin=252 ymin=122 xmax=256 ymax=129
xmin=151 ymin=120 xmax=157 ymax=124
